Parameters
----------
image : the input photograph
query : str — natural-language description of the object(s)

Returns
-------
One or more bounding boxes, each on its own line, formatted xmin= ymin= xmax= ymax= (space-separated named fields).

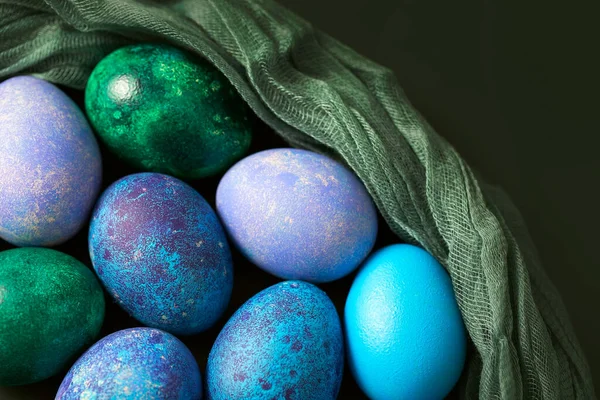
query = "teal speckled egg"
xmin=56 ymin=328 xmax=202 ymax=400
xmin=89 ymin=173 xmax=233 ymax=336
xmin=207 ymin=281 xmax=344 ymax=400
xmin=0 ymin=248 xmax=105 ymax=386
xmin=85 ymin=44 xmax=253 ymax=179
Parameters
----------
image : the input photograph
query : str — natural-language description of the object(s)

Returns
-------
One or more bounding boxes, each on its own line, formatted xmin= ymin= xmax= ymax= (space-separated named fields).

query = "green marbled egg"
xmin=0 ymin=248 xmax=105 ymax=386
xmin=85 ymin=44 xmax=253 ymax=179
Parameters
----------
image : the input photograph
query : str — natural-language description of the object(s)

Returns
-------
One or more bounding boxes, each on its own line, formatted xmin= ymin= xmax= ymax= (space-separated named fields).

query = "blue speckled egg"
xmin=56 ymin=327 xmax=202 ymax=400
xmin=345 ymin=244 xmax=467 ymax=400
xmin=0 ymin=76 xmax=102 ymax=247
xmin=206 ymin=280 xmax=344 ymax=400
xmin=89 ymin=173 xmax=233 ymax=335
xmin=216 ymin=148 xmax=377 ymax=283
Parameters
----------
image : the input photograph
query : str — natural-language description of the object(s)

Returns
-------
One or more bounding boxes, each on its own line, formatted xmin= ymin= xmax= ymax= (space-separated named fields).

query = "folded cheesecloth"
xmin=0 ymin=0 xmax=595 ymax=399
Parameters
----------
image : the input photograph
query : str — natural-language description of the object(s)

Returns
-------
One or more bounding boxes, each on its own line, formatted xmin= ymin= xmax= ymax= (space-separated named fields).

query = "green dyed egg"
xmin=0 ymin=248 xmax=105 ymax=386
xmin=85 ymin=44 xmax=253 ymax=179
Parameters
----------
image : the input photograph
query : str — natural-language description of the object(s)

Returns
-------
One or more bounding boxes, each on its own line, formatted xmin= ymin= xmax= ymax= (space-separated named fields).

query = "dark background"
xmin=1 ymin=0 xmax=599 ymax=398
xmin=277 ymin=0 xmax=599 ymax=393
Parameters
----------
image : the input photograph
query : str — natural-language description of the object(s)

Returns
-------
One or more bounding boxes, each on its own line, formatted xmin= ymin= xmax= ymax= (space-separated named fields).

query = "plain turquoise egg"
xmin=344 ymin=244 xmax=467 ymax=400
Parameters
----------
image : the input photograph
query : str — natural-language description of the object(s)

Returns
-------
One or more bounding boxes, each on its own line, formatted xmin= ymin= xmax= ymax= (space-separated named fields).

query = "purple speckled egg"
xmin=56 ymin=327 xmax=202 ymax=400
xmin=89 ymin=173 xmax=233 ymax=335
xmin=0 ymin=76 xmax=102 ymax=247
xmin=206 ymin=280 xmax=344 ymax=400
xmin=216 ymin=148 xmax=378 ymax=283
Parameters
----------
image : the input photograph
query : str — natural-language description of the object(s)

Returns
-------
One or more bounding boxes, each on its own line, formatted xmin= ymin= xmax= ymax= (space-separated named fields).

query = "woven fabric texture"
xmin=0 ymin=0 xmax=594 ymax=398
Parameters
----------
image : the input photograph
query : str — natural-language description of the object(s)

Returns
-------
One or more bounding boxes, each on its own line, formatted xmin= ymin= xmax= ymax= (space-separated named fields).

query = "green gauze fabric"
xmin=0 ymin=0 xmax=595 ymax=398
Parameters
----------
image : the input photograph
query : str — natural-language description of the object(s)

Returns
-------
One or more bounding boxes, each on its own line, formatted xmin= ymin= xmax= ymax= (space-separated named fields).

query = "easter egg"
xmin=56 ymin=328 xmax=202 ymax=400
xmin=216 ymin=148 xmax=378 ymax=283
xmin=89 ymin=172 xmax=233 ymax=335
xmin=0 ymin=248 xmax=105 ymax=386
xmin=345 ymin=244 xmax=467 ymax=399
xmin=206 ymin=280 xmax=344 ymax=400
xmin=0 ymin=76 xmax=102 ymax=247
xmin=85 ymin=43 xmax=252 ymax=179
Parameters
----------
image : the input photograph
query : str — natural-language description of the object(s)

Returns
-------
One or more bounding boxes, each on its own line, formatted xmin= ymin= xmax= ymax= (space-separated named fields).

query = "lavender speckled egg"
xmin=0 ymin=76 xmax=102 ymax=247
xmin=89 ymin=173 xmax=233 ymax=335
xmin=56 ymin=328 xmax=202 ymax=400
xmin=206 ymin=280 xmax=344 ymax=400
xmin=216 ymin=148 xmax=378 ymax=283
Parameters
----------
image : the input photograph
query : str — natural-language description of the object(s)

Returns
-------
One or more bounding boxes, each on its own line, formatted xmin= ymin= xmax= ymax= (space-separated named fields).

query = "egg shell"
xmin=85 ymin=43 xmax=252 ymax=179
xmin=56 ymin=327 xmax=202 ymax=400
xmin=89 ymin=173 xmax=233 ymax=335
xmin=0 ymin=248 xmax=105 ymax=386
xmin=206 ymin=280 xmax=344 ymax=400
xmin=345 ymin=244 xmax=467 ymax=400
xmin=0 ymin=76 xmax=102 ymax=247
xmin=216 ymin=148 xmax=378 ymax=283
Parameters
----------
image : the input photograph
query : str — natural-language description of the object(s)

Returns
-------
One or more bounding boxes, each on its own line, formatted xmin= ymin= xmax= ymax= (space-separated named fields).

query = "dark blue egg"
xmin=0 ymin=76 xmax=102 ymax=247
xmin=89 ymin=173 xmax=233 ymax=335
xmin=56 ymin=328 xmax=202 ymax=399
xmin=216 ymin=148 xmax=378 ymax=283
xmin=206 ymin=280 xmax=344 ymax=400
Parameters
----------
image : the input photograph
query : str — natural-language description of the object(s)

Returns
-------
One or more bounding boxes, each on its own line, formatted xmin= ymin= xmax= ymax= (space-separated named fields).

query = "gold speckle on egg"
xmin=0 ymin=286 xmax=6 ymax=305
xmin=210 ymin=81 xmax=221 ymax=92
xmin=298 ymin=176 xmax=310 ymax=185
xmin=218 ymin=242 xmax=224 ymax=248
xmin=315 ymin=173 xmax=330 ymax=186
xmin=261 ymin=152 xmax=288 ymax=169
xmin=80 ymin=391 xmax=95 ymax=400
xmin=265 ymin=202 xmax=277 ymax=217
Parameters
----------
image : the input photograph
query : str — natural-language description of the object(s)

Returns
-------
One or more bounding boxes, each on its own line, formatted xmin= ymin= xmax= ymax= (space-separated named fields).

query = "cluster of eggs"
xmin=0 ymin=44 xmax=466 ymax=399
